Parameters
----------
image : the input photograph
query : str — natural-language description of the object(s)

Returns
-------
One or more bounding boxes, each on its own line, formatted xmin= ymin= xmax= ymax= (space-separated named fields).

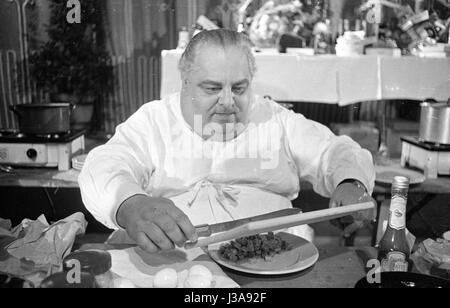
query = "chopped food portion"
xmin=218 ymin=232 xmax=293 ymax=262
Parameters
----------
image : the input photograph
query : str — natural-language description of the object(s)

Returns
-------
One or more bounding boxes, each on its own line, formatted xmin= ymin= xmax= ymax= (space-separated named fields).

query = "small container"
xmin=63 ymin=250 xmax=113 ymax=288
xmin=177 ymin=26 xmax=190 ymax=49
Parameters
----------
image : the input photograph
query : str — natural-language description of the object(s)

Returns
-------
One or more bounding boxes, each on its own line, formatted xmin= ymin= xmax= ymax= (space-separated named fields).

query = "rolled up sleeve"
xmin=78 ymin=108 xmax=154 ymax=229
xmin=282 ymin=110 xmax=375 ymax=197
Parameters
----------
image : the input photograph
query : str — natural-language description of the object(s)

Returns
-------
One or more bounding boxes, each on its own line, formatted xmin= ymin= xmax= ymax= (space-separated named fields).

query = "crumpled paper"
xmin=0 ymin=213 xmax=87 ymax=285
xmin=411 ymin=238 xmax=450 ymax=279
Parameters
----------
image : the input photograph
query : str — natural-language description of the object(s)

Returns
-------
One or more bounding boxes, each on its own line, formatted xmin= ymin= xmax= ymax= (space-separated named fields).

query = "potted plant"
xmin=28 ymin=0 xmax=113 ymax=132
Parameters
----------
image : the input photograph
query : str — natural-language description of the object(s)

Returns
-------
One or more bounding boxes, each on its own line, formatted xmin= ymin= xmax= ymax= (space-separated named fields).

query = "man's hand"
xmin=116 ymin=195 xmax=198 ymax=253
xmin=329 ymin=180 xmax=377 ymax=238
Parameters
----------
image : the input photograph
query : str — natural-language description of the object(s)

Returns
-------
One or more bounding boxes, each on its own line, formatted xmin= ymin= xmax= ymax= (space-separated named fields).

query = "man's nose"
xmin=218 ymin=88 xmax=234 ymax=107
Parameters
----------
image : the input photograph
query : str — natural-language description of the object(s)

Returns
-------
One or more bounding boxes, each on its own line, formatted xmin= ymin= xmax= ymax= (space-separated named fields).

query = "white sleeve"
xmin=282 ymin=109 xmax=375 ymax=197
xmin=78 ymin=107 xmax=154 ymax=229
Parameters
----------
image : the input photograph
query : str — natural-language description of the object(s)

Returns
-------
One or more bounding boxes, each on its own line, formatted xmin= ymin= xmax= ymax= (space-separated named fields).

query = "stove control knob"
xmin=26 ymin=148 xmax=38 ymax=159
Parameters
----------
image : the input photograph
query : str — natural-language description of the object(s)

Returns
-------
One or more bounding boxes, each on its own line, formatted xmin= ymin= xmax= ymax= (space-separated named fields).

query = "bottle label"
xmin=389 ymin=197 xmax=406 ymax=230
xmin=381 ymin=252 xmax=408 ymax=272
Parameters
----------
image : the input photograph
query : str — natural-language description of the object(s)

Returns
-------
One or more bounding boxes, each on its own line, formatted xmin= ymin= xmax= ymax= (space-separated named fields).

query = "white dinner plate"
xmin=207 ymin=232 xmax=319 ymax=275
xmin=72 ymin=154 xmax=87 ymax=164
xmin=375 ymin=164 xmax=425 ymax=185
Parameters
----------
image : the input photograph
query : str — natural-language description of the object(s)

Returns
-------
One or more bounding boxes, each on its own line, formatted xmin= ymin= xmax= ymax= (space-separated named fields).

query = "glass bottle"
xmin=378 ymin=176 xmax=411 ymax=272
xmin=177 ymin=26 xmax=190 ymax=49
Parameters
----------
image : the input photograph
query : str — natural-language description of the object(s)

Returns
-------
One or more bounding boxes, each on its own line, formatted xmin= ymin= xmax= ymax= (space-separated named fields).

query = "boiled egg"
xmin=188 ymin=265 xmax=213 ymax=282
xmin=153 ymin=268 xmax=178 ymax=288
xmin=113 ymin=277 xmax=136 ymax=288
xmin=183 ymin=274 xmax=212 ymax=288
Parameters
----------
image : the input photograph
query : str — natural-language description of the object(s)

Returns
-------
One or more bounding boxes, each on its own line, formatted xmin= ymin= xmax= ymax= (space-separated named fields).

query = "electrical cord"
xmin=42 ymin=187 xmax=57 ymax=223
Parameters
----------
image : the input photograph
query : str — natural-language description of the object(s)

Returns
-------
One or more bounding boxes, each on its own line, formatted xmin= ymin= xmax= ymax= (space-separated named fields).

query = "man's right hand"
xmin=116 ymin=195 xmax=198 ymax=253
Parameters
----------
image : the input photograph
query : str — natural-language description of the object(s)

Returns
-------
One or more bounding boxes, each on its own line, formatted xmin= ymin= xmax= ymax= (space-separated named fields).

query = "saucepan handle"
xmin=9 ymin=105 xmax=22 ymax=118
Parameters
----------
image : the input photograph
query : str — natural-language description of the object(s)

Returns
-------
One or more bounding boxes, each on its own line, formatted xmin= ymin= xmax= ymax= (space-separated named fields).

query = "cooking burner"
xmin=0 ymin=129 xmax=19 ymax=137
xmin=0 ymin=129 xmax=85 ymax=143
xmin=401 ymin=135 xmax=450 ymax=179
xmin=402 ymin=136 xmax=450 ymax=151
xmin=0 ymin=129 xmax=86 ymax=171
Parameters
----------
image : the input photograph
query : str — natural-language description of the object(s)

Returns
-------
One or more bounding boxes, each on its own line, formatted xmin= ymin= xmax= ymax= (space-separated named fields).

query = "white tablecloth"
xmin=161 ymin=49 xmax=450 ymax=106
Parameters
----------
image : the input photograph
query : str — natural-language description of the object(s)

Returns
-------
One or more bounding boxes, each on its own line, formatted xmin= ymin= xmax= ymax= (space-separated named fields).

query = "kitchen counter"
xmin=0 ymin=168 xmax=80 ymax=188
xmin=75 ymin=234 xmax=376 ymax=288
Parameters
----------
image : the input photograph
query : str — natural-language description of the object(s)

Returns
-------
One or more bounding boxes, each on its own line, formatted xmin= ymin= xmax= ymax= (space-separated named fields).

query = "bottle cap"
xmin=392 ymin=176 xmax=410 ymax=189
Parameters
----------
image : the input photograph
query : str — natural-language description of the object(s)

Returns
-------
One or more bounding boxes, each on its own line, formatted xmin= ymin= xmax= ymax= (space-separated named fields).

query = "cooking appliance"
xmin=400 ymin=136 xmax=450 ymax=179
xmin=419 ymin=99 xmax=450 ymax=145
xmin=0 ymin=129 xmax=85 ymax=171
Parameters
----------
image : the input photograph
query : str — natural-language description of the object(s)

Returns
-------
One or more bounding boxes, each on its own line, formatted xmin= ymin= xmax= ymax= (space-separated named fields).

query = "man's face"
xmin=181 ymin=45 xmax=253 ymax=141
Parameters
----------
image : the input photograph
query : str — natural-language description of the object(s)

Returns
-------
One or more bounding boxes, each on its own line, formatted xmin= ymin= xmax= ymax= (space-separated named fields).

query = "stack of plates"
xmin=72 ymin=154 xmax=87 ymax=171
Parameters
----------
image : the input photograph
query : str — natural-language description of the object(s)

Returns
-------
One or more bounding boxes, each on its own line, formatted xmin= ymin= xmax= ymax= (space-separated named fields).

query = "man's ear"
xmin=180 ymin=74 xmax=189 ymax=86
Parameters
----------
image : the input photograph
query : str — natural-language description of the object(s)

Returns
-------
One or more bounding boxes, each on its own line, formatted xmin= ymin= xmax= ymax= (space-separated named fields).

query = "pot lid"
xmin=420 ymin=101 xmax=450 ymax=108
xmin=14 ymin=103 xmax=72 ymax=108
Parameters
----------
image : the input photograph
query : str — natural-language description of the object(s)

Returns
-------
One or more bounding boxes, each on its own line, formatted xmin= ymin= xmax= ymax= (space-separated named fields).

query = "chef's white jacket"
xmin=78 ymin=93 xmax=375 ymax=236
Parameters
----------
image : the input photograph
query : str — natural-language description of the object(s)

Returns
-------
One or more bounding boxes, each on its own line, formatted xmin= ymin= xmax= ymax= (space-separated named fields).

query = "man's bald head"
xmin=178 ymin=29 xmax=257 ymax=80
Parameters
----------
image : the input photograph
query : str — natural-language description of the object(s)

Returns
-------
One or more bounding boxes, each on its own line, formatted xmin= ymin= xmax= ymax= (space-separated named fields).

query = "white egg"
xmin=188 ymin=265 xmax=213 ymax=281
xmin=183 ymin=274 xmax=212 ymax=288
xmin=153 ymin=268 xmax=178 ymax=288
xmin=444 ymin=231 xmax=450 ymax=241
xmin=113 ymin=277 xmax=136 ymax=288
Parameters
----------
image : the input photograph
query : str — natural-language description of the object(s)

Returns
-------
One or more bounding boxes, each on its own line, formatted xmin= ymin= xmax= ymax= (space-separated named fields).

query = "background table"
xmin=161 ymin=50 xmax=450 ymax=106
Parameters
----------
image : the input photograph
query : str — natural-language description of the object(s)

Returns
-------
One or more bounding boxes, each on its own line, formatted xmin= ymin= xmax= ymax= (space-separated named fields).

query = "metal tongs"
xmin=185 ymin=202 xmax=375 ymax=249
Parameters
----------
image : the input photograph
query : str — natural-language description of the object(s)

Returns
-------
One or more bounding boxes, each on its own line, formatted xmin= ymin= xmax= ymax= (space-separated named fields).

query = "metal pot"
xmin=9 ymin=103 xmax=74 ymax=135
xmin=419 ymin=99 xmax=450 ymax=145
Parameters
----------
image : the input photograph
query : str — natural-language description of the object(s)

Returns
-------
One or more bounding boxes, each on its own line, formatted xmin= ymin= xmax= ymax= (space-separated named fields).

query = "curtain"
xmin=101 ymin=0 xmax=177 ymax=133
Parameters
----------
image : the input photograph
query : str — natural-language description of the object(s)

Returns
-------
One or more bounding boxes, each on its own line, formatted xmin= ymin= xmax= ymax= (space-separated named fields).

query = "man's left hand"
xmin=329 ymin=180 xmax=377 ymax=238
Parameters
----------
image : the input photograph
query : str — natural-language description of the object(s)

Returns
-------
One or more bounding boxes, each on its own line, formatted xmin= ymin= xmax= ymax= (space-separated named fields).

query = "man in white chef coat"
xmin=79 ymin=29 xmax=376 ymax=253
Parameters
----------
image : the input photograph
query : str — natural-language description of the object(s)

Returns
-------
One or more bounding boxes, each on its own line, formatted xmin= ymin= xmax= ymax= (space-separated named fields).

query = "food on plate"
xmin=188 ymin=265 xmax=213 ymax=282
xmin=153 ymin=268 xmax=178 ymax=288
xmin=183 ymin=274 xmax=212 ymax=288
xmin=218 ymin=232 xmax=293 ymax=262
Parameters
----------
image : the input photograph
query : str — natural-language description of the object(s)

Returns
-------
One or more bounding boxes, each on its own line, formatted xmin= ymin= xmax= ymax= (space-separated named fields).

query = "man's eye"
xmin=232 ymin=87 xmax=246 ymax=95
xmin=204 ymin=87 xmax=221 ymax=93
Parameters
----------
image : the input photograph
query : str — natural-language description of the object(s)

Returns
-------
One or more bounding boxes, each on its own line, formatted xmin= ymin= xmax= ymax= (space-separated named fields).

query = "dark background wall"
xmin=0 ymin=187 xmax=112 ymax=233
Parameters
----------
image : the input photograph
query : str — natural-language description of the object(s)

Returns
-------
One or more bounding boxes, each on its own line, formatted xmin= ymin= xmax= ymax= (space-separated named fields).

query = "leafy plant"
xmin=28 ymin=0 xmax=113 ymax=103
